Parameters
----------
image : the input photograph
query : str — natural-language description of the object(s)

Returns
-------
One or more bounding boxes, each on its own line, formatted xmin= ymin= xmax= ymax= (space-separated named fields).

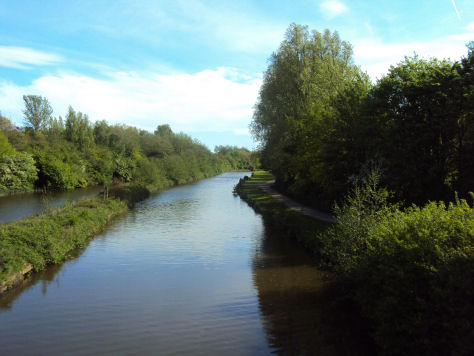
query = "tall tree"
xmin=251 ymin=24 xmax=360 ymax=207
xmin=371 ymin=56 xmax=463 ymax=203
xmin=22 ymin=95 xmax=53 ymax=133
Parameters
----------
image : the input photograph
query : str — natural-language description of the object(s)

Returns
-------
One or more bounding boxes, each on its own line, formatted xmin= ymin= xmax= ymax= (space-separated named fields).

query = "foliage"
xmin=318 ymin=176 xmax=474 ymax=354
xmin=22 ymin=95 xmax=53 ymax=133
xmin=0 ymin=131 xmax=15 ymax=157
xmin=1 ymin=98 xmax=257 ymax=194
xmin=251 ymin=24 xmax=363 ymax=208
xmin=215 ymin=145 xmax=260 ymax=170
xmin=354 ymin=197 xmax=474 ymax=355
xmin=64 ymin=106 xmax=93 ymax=151
xmin=319 ymin=169 xmax=396 ymax=273
xmin=0 ymin=153 xmax=38 ymax=193
xmin=252 ymin=25 xmax=473 ymax=209
xmin=34 ymin=147 xmax=88 ymax=190
xmin=370 ymin=55 xmax=473 ymax=204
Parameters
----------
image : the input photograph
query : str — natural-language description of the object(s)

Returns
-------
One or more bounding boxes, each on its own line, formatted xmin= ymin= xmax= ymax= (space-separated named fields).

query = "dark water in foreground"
xmin=0 ymin=172 xmax=359 ymax=355
xmin=0 ymin=186 xmax=103 ymax=224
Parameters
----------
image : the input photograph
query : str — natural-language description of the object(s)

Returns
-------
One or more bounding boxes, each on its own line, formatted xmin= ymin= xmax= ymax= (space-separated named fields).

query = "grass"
xmin=0 ymin=196 xmax=127 ymax=292
xmin=239 ymin=170 xmax=274 ymax=184
xmin=235 ymin=171 xmax=331 ymax=255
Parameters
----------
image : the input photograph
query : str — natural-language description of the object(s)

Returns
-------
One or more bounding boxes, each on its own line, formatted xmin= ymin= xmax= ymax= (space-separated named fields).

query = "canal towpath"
xmin=242 ymin=179 xmax=336 ymax=223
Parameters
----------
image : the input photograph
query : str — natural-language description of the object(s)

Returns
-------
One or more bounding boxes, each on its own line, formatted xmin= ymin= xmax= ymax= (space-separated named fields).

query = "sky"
xmin=0 ymin=0 xmax=473 ymax=150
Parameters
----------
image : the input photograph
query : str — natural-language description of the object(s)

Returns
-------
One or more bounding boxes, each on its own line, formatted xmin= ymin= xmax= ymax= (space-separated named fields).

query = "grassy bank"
xmin=0 ymin=196 xmax=127 ymax=294
xmin=234 ymin=170 xmax=332 ymax=256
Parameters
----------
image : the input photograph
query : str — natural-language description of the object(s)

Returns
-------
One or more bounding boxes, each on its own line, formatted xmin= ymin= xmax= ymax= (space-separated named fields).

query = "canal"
xmin=0 ymin=185 xmax=103 ymax=224
xmin=0 ymin=172 xmax=358 ymax=355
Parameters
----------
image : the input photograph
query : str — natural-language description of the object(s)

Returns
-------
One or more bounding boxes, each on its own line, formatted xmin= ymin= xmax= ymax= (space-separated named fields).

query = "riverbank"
xmin=234 ymin=170 xmax=332 ymax=259
xmin=0 ymin=196 xmax=128 ymax=294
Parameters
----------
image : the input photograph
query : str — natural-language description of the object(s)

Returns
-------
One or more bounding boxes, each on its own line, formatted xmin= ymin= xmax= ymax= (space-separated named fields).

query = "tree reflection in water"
xmin=252 ymin=225 xmax=375 ymax=355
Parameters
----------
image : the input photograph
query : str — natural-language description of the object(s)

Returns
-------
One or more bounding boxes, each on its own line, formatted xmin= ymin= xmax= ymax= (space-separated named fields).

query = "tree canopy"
xmin=252 ymin=24 xmax=473 ymax=208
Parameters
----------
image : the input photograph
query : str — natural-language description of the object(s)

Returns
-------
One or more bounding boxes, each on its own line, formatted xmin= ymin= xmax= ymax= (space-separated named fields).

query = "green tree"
xmin=371 ymin=56 xmax=464 ymax=203
xmin=0 ymin=131 xmax=15 ymax=157
xmin=65 ymin=106 xmax=93 ymax=151
xmin=455 ymin=42 xmax=474 ymax=197
xmin=154 ymin=124 xmax=173 ymax=137
xmin=23 ymin=95 xmax=53 ymax=133
xmin=251 ymin=24 xmax=360 ymax=207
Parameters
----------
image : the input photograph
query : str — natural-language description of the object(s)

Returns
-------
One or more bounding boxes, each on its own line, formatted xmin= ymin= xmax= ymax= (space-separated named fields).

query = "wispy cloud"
xmin=0 ymin=67 xmax=261 ymax=134
xmin=320 ymin=0 xmax=348 ymax=19
xmin=466 ymin=21 xmax=474 ymax=31
xmin=0 ymin=46 xmax=62 ymax=69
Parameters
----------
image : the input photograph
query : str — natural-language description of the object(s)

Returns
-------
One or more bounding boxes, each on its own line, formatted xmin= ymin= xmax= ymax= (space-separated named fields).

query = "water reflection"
xmin=0 ymin=249 xmax=86 ymax=312
xmin=252 ymin=226 xmax=373 ymax=355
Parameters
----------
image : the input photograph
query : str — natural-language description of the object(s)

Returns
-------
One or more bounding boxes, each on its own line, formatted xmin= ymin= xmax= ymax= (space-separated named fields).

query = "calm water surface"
xmin=0 ymin=186 xmax=103 ymax=224
xmin=0 ymin=172 xmax=353 ymax=355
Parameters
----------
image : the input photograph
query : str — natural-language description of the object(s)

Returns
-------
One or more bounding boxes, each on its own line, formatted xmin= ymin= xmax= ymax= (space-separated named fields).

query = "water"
xmin=0 ymin=186 xmax=103 ymax=224
xmin=0 ymin=172 xmax=362 ymax=355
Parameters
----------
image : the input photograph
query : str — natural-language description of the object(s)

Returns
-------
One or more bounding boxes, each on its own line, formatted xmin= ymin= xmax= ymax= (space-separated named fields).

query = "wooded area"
xmin=252 ymin=24 xmax=473 ymax=209
xmin=0 ymin=99 xmax=257 ymax=194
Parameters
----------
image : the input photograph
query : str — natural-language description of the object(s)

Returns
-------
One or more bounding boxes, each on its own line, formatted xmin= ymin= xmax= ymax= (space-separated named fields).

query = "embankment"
xmin=234 ymin=171 xmax=332 ymax=256
xmin=0 ymin=196 xmax=127 ymax=294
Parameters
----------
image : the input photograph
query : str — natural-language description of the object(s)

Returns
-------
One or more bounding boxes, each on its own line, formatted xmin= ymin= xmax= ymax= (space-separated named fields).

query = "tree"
xmin=251 ymin=24 xmax=360 ymax=207
xmin=154 ymin=124 xmax=173 ymax=137
xmin=64 ymin=106 xmax=93 ymax=151
xmin=371 ymin=56 xmax=463 ymax=203
xmin=23 ymin=95 xmax=53 ymax=133
xmin=0 ymin=131 xmax=15 ymax=157
xmin=455 ymin=42 xmax=474 ymax=197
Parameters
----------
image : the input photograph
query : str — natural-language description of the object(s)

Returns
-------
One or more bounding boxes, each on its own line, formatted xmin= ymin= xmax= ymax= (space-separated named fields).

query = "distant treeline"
xmin=0 ymin=98 xmax=258 ymax=194
xmin=252 ymin=24 xmax=473 ymax=209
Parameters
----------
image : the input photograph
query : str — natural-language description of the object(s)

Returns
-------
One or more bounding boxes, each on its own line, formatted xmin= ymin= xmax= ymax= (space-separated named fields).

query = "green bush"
xmin=319 ymin=170 xmax=397 ymax=273
xmin=356 ymin=197 xmax=474 ymax=355
xmin=322 ymin=174 xmax=474 ymax=354
xmin=0 ymin=153 xmax=38 ymax=193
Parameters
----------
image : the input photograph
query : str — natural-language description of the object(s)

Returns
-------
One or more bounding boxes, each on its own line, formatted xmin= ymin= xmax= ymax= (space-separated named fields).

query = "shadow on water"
xmin=252 ymin=224 xmax=376 ymax=355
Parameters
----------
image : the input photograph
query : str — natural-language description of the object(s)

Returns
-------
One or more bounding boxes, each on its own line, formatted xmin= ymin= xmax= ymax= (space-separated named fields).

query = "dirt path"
xmin=245 ymin=180 xmax=336 ymax=223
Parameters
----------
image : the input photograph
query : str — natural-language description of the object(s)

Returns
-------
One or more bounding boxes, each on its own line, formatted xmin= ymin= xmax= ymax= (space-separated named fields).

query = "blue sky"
xmin=0 ymin=0 xmax=473 ymax=150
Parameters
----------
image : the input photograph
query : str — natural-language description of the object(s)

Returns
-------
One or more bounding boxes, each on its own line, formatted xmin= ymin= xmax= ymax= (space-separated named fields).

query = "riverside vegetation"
xmin=0 ymin=98 xmax=258 ymax=293
xmin=240 ymin=24 xmax=474 ymax=355
xmin=0 ymin=97 xmax=258 ymax=195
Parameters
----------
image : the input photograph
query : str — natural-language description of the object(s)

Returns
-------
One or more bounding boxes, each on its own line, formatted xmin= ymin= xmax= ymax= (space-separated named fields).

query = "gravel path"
xmin=245 ymin=180 xmax=336 ymax=223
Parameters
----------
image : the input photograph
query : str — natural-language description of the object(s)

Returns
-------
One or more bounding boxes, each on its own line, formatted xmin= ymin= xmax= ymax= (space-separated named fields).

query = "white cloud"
xmin=354 ymin=32 xmax=473 ymax=80
xmin=466 ymin=21 xmax=474 ymax=31
xmin=233 ymin=128 xmax=250 ymax=136
xmin=0 ymin=46 xmax=62 ymax=69
xmin=320 ymin=0 xmax=348 ymax=19
xmin=0 ymin=67 xmax=262 ymax=134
